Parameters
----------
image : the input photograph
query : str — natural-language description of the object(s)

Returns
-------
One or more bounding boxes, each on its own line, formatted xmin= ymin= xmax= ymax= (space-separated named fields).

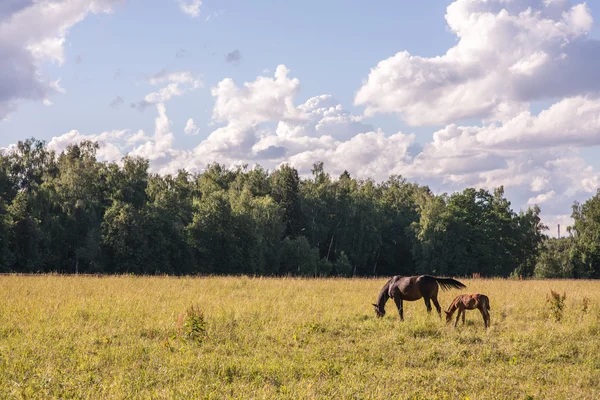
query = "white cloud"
xmin=275 ymin=95 xmax=371 ymax=141
xmin=0 ymin=0 xmax=121 ymax=119
xmin=285 ymin=130 xmax=414 ymax=179
xmin=142 ymin=71 xmax=202 ymax=105
xmin=531 ymin=176 xmax=550 ymax=192
xmin=130 ymin=103 xmax=175 ymax=162
xmin=144 ymin=83 xmax=186 ymax=104
xmin=47 ymin=129 xmax=146 ymax=162
xmin=211 ymin=65 xmax=302 ymax=125
xmin=44 ymin=68 xmax=202 ymax=170
xmin=148 ymin=70 xmax=199 ymax=86
xmin=528 ymin=190 xmax=557 ymax=205
xmin=184 ymin=118 xmax=200 ymax=135
xmin=355 ymin=0 xmax=600 ymax=126
xmin=178 ymin=0 xmax=201 ymax=18
xmin=126 ymin=71 xmax=202 ymax=165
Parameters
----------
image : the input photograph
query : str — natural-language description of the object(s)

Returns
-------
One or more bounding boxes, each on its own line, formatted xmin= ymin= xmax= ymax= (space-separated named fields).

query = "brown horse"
xmin=445 ymin=294 xmax=491 ymax=328
xmin=372 ymin=275 xmax=466 ymax=320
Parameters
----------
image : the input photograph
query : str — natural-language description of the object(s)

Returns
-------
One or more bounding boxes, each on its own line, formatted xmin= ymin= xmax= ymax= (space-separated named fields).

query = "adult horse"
xmin=372 ymin=275 xmax=466 ymax=320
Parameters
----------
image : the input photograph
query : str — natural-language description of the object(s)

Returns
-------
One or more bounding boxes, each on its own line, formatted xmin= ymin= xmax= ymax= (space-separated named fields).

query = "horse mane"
xmin=445 ymin=295 xmax=461 ymax=313
xmin=374 ymin=278 xmax=392 ymax=314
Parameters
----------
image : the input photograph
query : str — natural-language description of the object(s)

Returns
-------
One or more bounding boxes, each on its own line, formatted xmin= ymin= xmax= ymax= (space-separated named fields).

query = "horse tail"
xmin=486 ymin=297 xmax=491 ymax=311
xmin=433 ymin=277 xmax=467 ymax=291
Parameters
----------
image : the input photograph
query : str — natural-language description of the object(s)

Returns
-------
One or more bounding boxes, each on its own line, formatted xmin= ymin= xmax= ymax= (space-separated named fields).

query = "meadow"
xmin=1 ymin=275 xmax=599 ymax=399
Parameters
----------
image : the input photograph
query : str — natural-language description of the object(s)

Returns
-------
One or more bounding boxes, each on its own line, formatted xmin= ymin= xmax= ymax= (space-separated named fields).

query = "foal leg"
xmin=462 ymin=310 xmax=466 ymax=325
xmin=484 ymin=309 xmax=490 ymax=328
xmin=393 ymin=296 xmax=404 ymax=321
xmin=454 ymin=309 xmax=462 ymax=328
xmin=480 ymin=309 xmax=488 ymax=328
xmin=431 ymin=296 xmax=442 ymax=319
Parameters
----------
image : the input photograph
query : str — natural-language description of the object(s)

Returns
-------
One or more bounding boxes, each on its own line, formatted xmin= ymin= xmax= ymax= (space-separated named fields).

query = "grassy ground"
xmin=1 ymin=275 xmax=599 ymax=399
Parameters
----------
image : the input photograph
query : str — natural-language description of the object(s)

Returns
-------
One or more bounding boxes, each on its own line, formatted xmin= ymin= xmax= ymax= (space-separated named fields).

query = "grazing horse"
xmin=445 ymin=294 xmax=491 ymax=328
xmin=372 ymin=275 xmax=466 ymax=320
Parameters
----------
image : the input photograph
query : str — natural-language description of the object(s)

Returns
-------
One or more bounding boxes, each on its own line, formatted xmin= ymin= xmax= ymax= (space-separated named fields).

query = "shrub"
xmin=178 ymin=304 xmax=207 ymax=344
xmin=547 ymin=290 xmax=566 ymax=322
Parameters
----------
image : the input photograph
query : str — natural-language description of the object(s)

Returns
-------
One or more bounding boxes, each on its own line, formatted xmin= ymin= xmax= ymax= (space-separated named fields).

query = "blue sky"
xmin=2 ymin=0 xmax=600 ymax=235
xmin=1 ymin=1 xmax=456 ymax=147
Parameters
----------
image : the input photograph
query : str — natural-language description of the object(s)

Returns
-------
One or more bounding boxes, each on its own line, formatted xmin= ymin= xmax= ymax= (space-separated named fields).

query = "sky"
xmin=2 ymin=0 xmax=600 ymax=236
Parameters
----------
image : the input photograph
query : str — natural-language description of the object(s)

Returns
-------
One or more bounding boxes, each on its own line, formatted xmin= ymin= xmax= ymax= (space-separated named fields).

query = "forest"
xmin=1 ymin=138 xmax=599 ymax=278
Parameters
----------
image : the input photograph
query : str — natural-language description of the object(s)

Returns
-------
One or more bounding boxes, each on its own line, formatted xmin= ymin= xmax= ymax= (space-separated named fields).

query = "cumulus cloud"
xmin=47 ymin=129 xmax=148 ymax=162
xmin=178 ymin=0 xmax=201 ymax=18
xmin=211 ymin=65 xmax=302 ymax=125
xmin=190 ymin=67 xmax=380 ymax=168
xmin=39 ymin=66 xmax=389 ymax=175
xmin=125 ymin=71 xmax=202 ymax=167
xmin=0 ymin=0 xmax=121 ymax=120
xmin=528 ymin=191 xmax=557 ymax=205
xmin=148 ymin=70 xmax=199 ymax=86
xmin=129 ymin=103 xmax=175 ymax=163
xmin=130 ymin=70 xmax=202 ymax=111
xmin=355 ymin=0 xmax=600 ymax=126
xmin=184 ymin=118 xmax=200 ymax=135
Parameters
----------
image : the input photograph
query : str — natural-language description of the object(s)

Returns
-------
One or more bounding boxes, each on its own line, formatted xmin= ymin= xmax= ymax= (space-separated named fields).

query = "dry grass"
xmin=1 ymin=275 xmax=600 ymax=399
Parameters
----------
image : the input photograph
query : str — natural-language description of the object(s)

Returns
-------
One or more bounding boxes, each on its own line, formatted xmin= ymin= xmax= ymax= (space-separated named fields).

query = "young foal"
xmin=445 ymin=294 xmax=491 ymax=328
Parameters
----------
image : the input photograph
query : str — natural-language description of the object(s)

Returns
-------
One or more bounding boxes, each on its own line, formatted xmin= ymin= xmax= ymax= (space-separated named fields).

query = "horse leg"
xmin=431 ymin=296 xmax=442 ymax=319
xmin=423 ymin=298 xmax=432 ymax=314
xmin=462 ymin=309 xmax=466 ymax=325
xmin=393 ymin=296 xmax=404 ymax=321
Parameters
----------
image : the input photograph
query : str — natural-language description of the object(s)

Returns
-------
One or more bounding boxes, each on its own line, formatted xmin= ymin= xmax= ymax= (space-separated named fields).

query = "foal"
xmin=445 ymin=294 xmax=491 ymax=328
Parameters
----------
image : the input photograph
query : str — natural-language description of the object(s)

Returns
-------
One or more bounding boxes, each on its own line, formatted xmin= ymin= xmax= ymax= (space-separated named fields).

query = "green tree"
xmin=186 ymin=191 xmax=241 ymax=274
xmin=270 ymin=164 xmax=302 ymax=237
xmin=334 ymin=251 xmax=353 ymax=277
xmin=279 ymin=236 xmax=319 ymax=276
xmin=7 ymin=192 xmax=42 ymax=272
xmin=513 ymin=204 xmax=547 ymax=277
xmin=52 ymin=141 xmax=106 ymax=272
xmin=375 ymin=176 xmax=422 ymax=276
xmin=410 ymin=191 xmax=452 ymax=275
xmin=101 ymin=201 xmax=149 ymax=274
xmin=571 ymin=192 xmax=600 ymax=278
xmin=535 ymin=237 xmax=575 ymax=278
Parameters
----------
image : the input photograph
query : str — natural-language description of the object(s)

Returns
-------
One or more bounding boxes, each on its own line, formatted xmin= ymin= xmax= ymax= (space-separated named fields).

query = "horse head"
xmin=444 ymin=310 xmax=452 ymax=324
xmin=372 ymin=303 xmax=385 ymax=318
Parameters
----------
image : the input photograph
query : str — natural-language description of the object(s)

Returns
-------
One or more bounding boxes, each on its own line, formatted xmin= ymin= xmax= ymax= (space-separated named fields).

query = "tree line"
xmin=0 ymin=138 xmax=598 ymax=278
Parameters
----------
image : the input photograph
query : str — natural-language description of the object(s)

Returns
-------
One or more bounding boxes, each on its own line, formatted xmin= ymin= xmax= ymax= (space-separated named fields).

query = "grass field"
xmin=1 ymin=275 xmax=600 ymax=399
